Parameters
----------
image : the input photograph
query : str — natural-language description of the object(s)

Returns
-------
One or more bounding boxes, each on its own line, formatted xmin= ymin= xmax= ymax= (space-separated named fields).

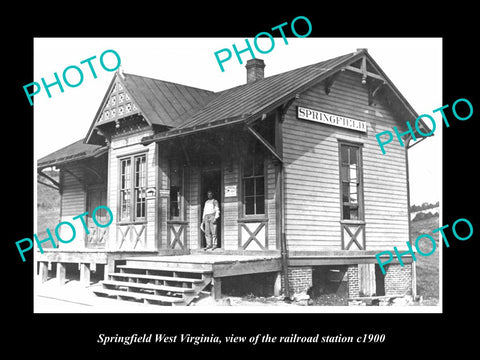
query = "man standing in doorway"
xmin=202 ymin=190 xmax=220 ymax=250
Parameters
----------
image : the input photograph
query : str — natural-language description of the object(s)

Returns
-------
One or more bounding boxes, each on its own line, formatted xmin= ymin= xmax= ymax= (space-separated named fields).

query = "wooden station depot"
xmin=37 ymin=49 xmax=431 ymax=306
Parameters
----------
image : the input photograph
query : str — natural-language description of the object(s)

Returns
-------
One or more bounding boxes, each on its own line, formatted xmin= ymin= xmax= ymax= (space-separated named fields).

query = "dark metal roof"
xmin=180 ymin=52 xmax=356 ymax=129
xmin=143 ymin=49 xmax=431 ymax=143
xmin=37 ymin=139 xmax=107 ymax=170
xmin=143 ymin=51 xmax=372 ymax=143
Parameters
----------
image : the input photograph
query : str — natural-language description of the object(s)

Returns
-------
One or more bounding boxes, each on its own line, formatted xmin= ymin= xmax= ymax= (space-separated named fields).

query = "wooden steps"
xmin=118 ymin=264 xmax=211 ymax=273
xmin=93 ymin=257 xmax=213 ymax=306
xmin=102 ymin=279 xmax=196 ymax=294
xmin=109 ymin=272 xmax=205 ymax=284
xmin=95 ymin=288 xmax=185 ymax=305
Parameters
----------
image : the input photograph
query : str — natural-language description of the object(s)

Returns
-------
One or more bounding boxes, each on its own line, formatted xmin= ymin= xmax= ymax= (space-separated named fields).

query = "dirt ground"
xmin=34 ymin=277 xmax=437 ymax=312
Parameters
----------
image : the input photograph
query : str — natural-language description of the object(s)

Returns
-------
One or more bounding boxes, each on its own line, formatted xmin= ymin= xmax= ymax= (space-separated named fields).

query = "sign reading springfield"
xmin=297 ymin=106 xmax=367 ymax=133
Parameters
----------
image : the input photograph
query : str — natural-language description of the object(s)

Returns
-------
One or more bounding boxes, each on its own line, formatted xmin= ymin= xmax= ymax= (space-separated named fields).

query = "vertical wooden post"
xmin=211 ymin=277 xmax=222 ymax=300
xmin=104 ymin=259 xmax=115 ymax=281
xmin=57 ymin=263 xmax=66 ymax=285
xmin=103 ymin=264 xmax=109 ymax=280
xmin=411 ymin=261 xmax=417 ymax=298
xmin=80 ymin=263 xmax=91 ymax=285
xmin=273 ymin=271 xmax=282 ymax=296
xmin=274 ymin=157 xmax=282 ymax=250
xmin=358 ymin=263 xmax=376 ymax=296
xmin=38 ymin=262 xmax=48 ymax=283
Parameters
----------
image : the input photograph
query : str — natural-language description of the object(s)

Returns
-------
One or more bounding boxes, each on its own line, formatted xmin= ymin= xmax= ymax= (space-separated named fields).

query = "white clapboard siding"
xmin=157 ymin=150 xmax=168 ymax=249
xmin=186 ymin=166 xmax=200 ymax=250
xmin=223 ymin=163 xmax=239 ymax=250
xmin=283 ymin=70 xmax=409 ymax=251
xmin=60 ymin=163 xmax=86 ymax=217
xmin=266 ymin=161 xmax=277 ymax=249
xmin=58 ymin=163 xmax=87 ymax=250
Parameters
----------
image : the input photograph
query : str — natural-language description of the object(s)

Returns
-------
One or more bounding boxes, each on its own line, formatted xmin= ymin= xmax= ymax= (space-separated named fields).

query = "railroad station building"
xmin=37 ymin=49 xmax=430 ymax=305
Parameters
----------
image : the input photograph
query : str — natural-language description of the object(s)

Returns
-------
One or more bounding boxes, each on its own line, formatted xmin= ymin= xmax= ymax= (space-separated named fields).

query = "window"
xmin=134 ymin=155 xmax=147 ymax=218
xmin=169 ymin=160 xmax=184 ymax=220
xmin=242 ymin=145 xmax=265 ymax=216
xmin=119 ymin=153 xmax=147 ymax=222
xmin=339 ymin=143 xmax=363 ymax=220
xmin=120 ymin=158 xmax=131 ymax=221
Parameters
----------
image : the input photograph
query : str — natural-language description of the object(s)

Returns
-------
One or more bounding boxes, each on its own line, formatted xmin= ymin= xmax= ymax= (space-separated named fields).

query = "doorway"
xmin=200 ymin=168 xmax=222 ymax=249
xmin=86 ymin=185 xmax=108 ymax=249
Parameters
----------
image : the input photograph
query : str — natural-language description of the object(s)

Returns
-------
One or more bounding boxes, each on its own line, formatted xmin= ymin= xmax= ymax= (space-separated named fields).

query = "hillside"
xmin=411 ymin=214 xmax=439 ymax=304
xmin=410 ymin=201 xmax=439 ymax=212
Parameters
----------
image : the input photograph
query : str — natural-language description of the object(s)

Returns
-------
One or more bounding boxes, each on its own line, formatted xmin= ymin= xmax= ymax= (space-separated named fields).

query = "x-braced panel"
xmin=342 ymin=223 xmax=365 ymax=250
xmin=239 ymin=221 xmax=267 ymax=250
xmin=167 ymin=223 xmax=187 ymax=250
xmin=117 ymin=223 xmax=146 ymax=250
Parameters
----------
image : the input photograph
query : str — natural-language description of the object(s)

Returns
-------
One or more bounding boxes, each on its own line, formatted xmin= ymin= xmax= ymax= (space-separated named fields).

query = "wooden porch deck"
xmin=125 ymin=253 xmax=282 ymax=277
xmin=93 ymin=253 xmax=283 ymax=306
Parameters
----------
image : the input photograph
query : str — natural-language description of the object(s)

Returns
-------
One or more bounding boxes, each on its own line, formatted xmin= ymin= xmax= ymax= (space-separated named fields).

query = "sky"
xmin=33 ymin=37 xmax=442 ymax=206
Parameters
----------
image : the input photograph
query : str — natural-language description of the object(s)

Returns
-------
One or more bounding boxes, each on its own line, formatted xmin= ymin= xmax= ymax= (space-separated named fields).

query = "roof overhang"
xmin=349 ymin=51 xmax=432 ymax=138
xmin=37 ymin=143 xmax=108 ymax=170
xmin=141 ymin=113 xmax=252 ymax=145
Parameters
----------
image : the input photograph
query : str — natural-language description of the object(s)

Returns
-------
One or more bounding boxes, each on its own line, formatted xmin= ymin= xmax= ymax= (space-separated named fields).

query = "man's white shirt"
xmin=203 ymin=199 xmax=220 ymax=219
